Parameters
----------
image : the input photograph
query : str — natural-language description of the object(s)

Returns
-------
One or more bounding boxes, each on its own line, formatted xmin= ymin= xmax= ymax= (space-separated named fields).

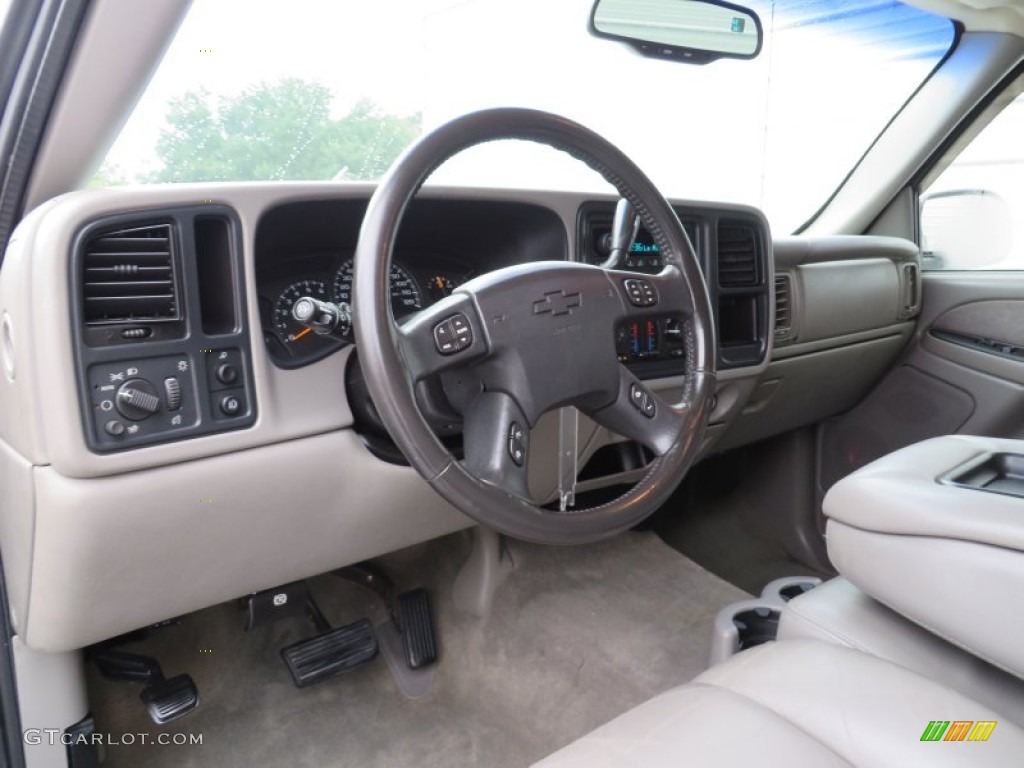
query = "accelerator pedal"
xmin=395 ymin=589 xmax=438 ymax=669
xmin=281 ymin=618 xmax=378 ymax=688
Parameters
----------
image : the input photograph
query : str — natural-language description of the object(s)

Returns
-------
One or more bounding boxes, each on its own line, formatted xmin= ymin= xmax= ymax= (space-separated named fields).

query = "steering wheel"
xmin=353 ymin=108 xmax=715 ymax=544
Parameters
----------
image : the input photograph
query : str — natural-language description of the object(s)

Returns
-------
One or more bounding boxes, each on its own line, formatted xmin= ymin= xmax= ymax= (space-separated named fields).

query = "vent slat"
xmin=775 ymin=275 xmax=792 ymax=330
xmin=81 ymin=223 xmax=179 ymax=324
xmin=717 ymin=221 xmax=759 ymax=287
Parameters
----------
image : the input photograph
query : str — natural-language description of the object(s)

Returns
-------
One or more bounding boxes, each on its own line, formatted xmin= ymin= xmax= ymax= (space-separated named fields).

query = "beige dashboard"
xmin=0 ymin=182 xmax=917 ymax=652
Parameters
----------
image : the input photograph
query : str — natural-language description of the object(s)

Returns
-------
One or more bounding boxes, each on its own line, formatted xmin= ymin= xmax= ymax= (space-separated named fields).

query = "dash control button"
xmin=220 ymin=394 xmax=242 ymax=417
xmin=164 ymin=377 xmax=182 ymax=411
xmin=508 ymin=422 xmax=527 ymax=467
xmin=216 ymin=364 xmax=238 ymax=385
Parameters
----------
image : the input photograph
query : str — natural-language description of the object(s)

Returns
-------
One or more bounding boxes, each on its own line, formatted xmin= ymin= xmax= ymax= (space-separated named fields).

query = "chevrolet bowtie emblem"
xmin=533 ymin=290 xmax=582 ymax=317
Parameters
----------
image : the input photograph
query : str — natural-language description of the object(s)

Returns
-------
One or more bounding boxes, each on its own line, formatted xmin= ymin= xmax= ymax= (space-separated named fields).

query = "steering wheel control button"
xmin=624 ymin=278 xmax=658 ymax=307
xmin=163 ymin=377 xmax=182 ymax=411
xmin=508 ymin=422 xmax=527 ymax=467
xmin=433 ymin=321 xmax=457 ymax=354
xmin=450 ymin=314 xmax=473 ymax=348
xmin=642 ymin=396 xmax=657 ymax=418
xmin=434 ymin=314 xmax=473 ymax=355
xmin=104 ymin=420 xmax=126 ymax=437
xmin=115 ymin=379 xmax=161 ymax=420
xmin=630 ymin=383 xmax=646 ymax=408
xmin=629 ymin=383 xmax=657 ymax=419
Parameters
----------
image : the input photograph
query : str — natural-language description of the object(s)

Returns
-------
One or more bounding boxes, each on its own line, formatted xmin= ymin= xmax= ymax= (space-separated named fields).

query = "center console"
xmin=577 ymin=201 xmax=771 ymax=379
xmin=823 ymin=435 xmax=1024 ymax=681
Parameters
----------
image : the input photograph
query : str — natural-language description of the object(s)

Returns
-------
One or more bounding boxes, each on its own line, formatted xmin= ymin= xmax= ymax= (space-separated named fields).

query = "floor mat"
xmin=87 ymin=530 xmax=748 ymax=767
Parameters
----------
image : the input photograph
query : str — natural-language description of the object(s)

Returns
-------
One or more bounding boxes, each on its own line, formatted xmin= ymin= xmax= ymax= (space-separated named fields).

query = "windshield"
xmin=97 ymin=0 xmax=955 ymax=234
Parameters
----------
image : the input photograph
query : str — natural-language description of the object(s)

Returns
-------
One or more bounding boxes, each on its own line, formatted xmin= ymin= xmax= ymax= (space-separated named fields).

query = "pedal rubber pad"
xmin=396 ymin=589 xmax=438 ymax=669
xmin=140 ymin=674 xmax=199 ymax=724
xmin=281 ymin=618 xmax=378 ymax=688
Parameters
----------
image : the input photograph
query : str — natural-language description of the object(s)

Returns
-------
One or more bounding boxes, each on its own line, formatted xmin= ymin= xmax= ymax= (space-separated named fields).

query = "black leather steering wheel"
xmin=353 ymin=108 xmax=716 ymax=544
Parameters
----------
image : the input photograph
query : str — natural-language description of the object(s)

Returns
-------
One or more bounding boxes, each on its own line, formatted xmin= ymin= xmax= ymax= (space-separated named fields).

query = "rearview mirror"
xmin=590 ymin=0 xmax=763 ymax=64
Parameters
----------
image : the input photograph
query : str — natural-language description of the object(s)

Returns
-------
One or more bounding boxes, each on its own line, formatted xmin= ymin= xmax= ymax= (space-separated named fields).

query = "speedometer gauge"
xmin=332 ymin=260 xmax=423 ymax=318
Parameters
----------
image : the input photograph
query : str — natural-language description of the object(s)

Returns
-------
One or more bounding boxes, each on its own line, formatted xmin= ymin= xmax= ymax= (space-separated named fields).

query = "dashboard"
xmin=0 ymin=181 xmax=917 ymax=654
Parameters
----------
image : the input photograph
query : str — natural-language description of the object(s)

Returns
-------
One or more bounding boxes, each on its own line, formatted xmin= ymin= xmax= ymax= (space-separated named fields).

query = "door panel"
xmin=818 ymin=272 xmax=1024 ymax=497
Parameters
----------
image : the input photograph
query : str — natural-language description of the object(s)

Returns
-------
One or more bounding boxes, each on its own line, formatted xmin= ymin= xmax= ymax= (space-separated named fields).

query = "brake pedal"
xmin=281 ymin=618 xmax=378 ymax=688
xmin=395 ymin=589 xmax=438 ymax=669
xmin=141 ymin=674 xmax=199 ymax=724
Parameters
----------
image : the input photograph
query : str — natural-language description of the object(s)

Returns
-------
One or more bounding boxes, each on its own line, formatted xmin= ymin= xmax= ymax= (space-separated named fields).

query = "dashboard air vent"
xmin=774 ymin=274 xmax=792 ymax=332
xmin=717 ymin=221 xmax=759 ymax=287
xmin=82 ymin=223 xmax=178 ymax=324
xmin=903 ymin=263 xmax=920 ymax=312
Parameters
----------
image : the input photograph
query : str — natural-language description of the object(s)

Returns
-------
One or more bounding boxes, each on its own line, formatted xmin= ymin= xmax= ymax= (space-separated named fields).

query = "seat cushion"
xmin=534 ymin=639 xmax=1024 ymax=767
xmin=779 ymin=577 xmax=1024 ymax=725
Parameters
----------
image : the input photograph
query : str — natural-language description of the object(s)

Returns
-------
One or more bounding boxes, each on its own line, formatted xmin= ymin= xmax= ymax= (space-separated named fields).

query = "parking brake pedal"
xmin=90 ymin=649 xmax=198 ymax=724
xmin=395 ymin=589 xmax=437 ymax=669
xmin=281 ymin=618 xmax=378 ymax=687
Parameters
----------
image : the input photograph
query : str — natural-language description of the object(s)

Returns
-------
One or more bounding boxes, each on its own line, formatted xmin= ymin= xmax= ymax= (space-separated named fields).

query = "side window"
xmin=920 ymin=88 xmax=1024 ymax=270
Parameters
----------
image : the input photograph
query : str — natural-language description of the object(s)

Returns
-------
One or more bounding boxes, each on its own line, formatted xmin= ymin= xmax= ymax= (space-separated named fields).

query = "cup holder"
xmin=732 ymin=606 xmax=781 ymax=650
xmin=761 ymin=576 xmax=821 ymax=605
xmin=708 ymin=575 xmax=822 ymax=666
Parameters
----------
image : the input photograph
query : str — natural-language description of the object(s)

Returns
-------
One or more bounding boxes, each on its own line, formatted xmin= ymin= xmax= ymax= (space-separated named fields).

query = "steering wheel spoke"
xmin=586 ymin=365 xmax=688 ymax=456
xmin=396 ymin=294 xmax=488 ymax=382
xmin=462 ymin=391 xmax=532 ymax=501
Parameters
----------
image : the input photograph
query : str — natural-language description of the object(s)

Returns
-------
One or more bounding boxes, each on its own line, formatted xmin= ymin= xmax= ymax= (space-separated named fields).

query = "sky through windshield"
xmin=98 ymin=0 xmax=955 ymax=234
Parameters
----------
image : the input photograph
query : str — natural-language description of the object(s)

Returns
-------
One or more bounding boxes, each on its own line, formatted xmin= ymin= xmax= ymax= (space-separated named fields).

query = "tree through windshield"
xmin=97 ymin=0 xmax=955 ymax=234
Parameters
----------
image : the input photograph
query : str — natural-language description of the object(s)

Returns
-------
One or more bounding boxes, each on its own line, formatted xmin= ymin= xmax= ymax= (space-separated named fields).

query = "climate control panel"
xmin=615 ymin=316 xmax=687 ymax=378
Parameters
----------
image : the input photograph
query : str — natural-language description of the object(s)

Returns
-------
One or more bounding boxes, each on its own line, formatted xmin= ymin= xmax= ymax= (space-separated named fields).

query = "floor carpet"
xmin=87 ymin=530 xmax=748 ymax=767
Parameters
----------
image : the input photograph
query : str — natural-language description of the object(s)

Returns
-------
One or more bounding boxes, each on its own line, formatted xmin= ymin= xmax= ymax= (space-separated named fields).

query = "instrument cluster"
xmin=257 ymin=252 xmax=471 ymax=368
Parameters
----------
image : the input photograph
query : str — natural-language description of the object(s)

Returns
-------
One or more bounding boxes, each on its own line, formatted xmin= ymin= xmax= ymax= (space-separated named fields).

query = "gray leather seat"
xmin=535 ymin=638 xmax=1024 ymax=766
xmin=780 ymin=577 xmax=1024 ymax=725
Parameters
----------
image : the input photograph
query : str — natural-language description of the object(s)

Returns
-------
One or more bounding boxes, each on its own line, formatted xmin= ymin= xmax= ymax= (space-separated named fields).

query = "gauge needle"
xmin=291 ymin=327 xmax=313 ymax=342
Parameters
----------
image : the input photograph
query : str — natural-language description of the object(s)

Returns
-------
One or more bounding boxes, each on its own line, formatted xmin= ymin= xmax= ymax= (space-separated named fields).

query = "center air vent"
xmin=717 ymin=221 xmax=759 ymax=287
xmin=774 ymin=274 xmax=792 ymax=333
xmin=82 ymin=223 xmax=179 ymax=324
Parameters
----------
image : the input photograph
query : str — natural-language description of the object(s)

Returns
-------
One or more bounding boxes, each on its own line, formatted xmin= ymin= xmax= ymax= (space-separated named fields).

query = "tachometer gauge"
xmin=332 ymin=259 xmax=423 ymax=318
xmin=274 ymin=279 xmax=332 ymax=346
